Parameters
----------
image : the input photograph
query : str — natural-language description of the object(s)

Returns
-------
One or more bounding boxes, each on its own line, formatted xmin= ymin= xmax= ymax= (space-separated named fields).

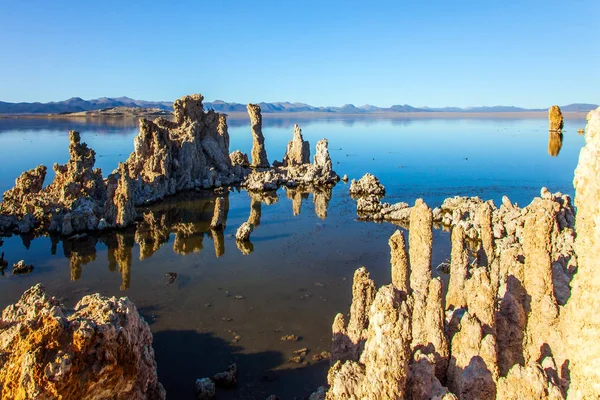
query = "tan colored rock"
xmin=327 ymin=285 xmax=412 ymax=400
xmin=521 ymin=199 xmax=561 ymax=366
xmin=464 ymin=266 xmax=496 ymax=330
xmin=282 ymin=124 xmax=310 ymax=166
xmin=330 ymin=267 xmax=376 ymax=364
xmin=349 ymin=173 xmax=385 ymax=197
xmin=497 ymin=363 xmax=564 ymax=400
xmin=549 ymin=105 xmax=564 ymax=132
xmin=407 ymin=350 xmax=456 ymax=400
xmin=314 ymin=139 xmax=333 ymax=174
xmin=408 ymin=199 xmax=433 ymax=349
xmin=446 ymin=225 xmax=469 ymax=311
xmin=346 ymin=267 xmax=376 ymax=358
xmin=1 ymin=131 xmax=106 ymax=233
xmin=0 ymin=284 xmax=165 ymax=399
xmin=103 ymin=162 xmax=136 ymax=228
xmin=564 ymin=107 xmax=600 ymax=398
xmin=447 ymin=311 xmax=497 ymax=399
xmin=424 ymin=277 xmax=449 ymax=381
xmin=389 ymin=229 xmax=409 ymax=292
xmin=230 ymin=150 xmax=250 ymax=167
xmin=125 ymin=95 xmax=236 ymax=202
xmin=247 ymin=103 xmax=270 ymax=168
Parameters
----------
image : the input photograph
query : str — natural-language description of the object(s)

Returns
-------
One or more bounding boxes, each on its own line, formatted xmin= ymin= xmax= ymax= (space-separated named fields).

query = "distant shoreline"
xmin=0 ymin=110 xmax=589 ymax=120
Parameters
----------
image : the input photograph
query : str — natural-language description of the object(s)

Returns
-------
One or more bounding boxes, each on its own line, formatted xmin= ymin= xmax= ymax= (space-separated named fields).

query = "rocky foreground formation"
xmin=323 ymin=108 xmax=600 ymax=399
xmin=0 ymin=284 xmax=165 ymax=399
xmin=0 ymin=94 xmax=338 ymax=237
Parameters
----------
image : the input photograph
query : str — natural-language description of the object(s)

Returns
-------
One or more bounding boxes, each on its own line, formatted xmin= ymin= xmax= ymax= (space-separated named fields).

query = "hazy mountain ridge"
xmin=0 ymin=97 xmax=596 ymax=115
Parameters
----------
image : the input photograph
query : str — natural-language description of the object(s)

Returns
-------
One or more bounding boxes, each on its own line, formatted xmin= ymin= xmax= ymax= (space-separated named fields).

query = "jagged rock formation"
xmin=349 ymin=173 xmax=385 ymax=197
xmin=0 ymin=131 xmax=109 ymax=235
xmin=247 ymin=103 xmax=270 ymax=168
xmin=549 ymin=105 xmax=564 ymax=132
xmin=0 ymin=284 xmax=165 ymax=399
xmin=282 ymin=124 xmax=310 ymax=166
xmin=563 ymin=107 xmax=600 ymax=398
xmin=0 ymin=94 xmax=339 ymax=237
xmin=242 ymin=137 xmax=338 ymax=191
xmin=325 ymin=108 xmax=600 ymax=399
xmin=124 ymin=94 xmax=237 ymax=202
xmin=350 ymin=173 xmax=414 ymax=222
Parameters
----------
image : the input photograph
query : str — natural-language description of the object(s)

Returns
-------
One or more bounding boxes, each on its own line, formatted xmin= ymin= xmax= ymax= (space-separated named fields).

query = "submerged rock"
xmin=0 ymin=284 xmax=165 ymax=399
xmin=195 ymin=377 xmax=216 ymax=400
xmin=212 ymin=363 xmax=237 ymax=388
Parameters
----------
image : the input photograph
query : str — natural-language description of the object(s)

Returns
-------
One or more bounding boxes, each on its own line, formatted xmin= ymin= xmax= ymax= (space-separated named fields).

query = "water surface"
xmin=0 ymin=115 xmax=586 ymax=398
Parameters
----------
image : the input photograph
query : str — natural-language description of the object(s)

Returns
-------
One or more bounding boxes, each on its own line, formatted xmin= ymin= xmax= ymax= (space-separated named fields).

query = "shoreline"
xmin=0 ymin=110 xmax=590 ymax=120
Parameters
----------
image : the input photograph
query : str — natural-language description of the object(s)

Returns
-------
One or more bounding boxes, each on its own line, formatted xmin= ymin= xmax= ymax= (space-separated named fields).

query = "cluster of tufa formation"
xmin=0 ymin=94 xmax=338 ymax=237
xmin=0 ymin=284 xmax=165 ymax=399
xmin=323 ymin=107 xmax=600 ymax=399
xmin=351 ymin=173 xmax=412 ymax=222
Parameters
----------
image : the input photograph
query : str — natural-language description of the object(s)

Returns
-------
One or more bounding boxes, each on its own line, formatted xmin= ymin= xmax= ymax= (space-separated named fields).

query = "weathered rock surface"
xmin=563 ymin=106 xmax=600 ymax=398
xmin=248 ymin=103 xmax=270 ymax=168
xmin=549 ymin=105 xmax=564 ymax=132
xmin=0 ymin=131 xmax=109 ymax=234
xmin=349 ymin=173 xmax=385 ymax=197
xmin=0 ymin=284 xmax=165 ymax=399
xmin=242 ymin=138 xmax=338 ymax=191
xmin=1 ymin=94 xmax=339 ymax=237
xmin=326 ymin=109 xmax=600 ymax=400
xmin=282 ymin=124 xmax=310 ymax=166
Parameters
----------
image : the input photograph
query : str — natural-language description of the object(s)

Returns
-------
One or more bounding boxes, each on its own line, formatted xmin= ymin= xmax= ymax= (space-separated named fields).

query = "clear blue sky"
xmin=1 ymin=0 xmax=598 ymax=108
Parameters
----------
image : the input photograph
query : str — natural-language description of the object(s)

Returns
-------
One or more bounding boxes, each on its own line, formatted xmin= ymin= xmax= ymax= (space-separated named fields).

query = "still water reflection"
xmin=0 ymin=115 xmax=587 ymax=398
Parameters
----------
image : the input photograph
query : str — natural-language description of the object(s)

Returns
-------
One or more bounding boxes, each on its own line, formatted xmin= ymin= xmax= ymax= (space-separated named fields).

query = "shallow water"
xmin=0 ymin=115 xmax=586 ymax=398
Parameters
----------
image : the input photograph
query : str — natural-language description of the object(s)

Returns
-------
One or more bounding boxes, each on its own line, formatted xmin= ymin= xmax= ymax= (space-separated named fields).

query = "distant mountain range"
xmin=0 ymin=96 xmax=597 ymax=115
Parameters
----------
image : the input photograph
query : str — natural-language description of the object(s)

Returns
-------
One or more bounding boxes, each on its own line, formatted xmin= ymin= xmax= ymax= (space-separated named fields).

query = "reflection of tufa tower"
xmin=547 ymin=131 xmax=563 ymax=157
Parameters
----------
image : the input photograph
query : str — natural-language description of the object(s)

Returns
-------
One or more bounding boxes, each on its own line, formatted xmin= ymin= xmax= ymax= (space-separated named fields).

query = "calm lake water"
xmin=0 ymin=115 xmax=586 ymax=399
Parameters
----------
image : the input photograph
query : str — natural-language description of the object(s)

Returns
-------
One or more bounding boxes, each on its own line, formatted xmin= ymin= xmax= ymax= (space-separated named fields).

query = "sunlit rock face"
xmin=282 ymin=124 xmax=310 ymax=167
xmin=0 ymin=284 xmax=165 ymax=400
xmin=247 ymin=103 xmax=270 ymax=168
xmin=0 ymin=130 xmax=108 ymax=234
xmin=0 ymin=94 xmax=339 ymax=237
xmin=564 ymin=107 xmax=600 ymax=398
xmin=324 ymin=109 xmax=600 ymax=399
xmin=124 ymin=94 xmax=237 ymax=203
xmin=549 ymin=105 xmax=564 ymax=132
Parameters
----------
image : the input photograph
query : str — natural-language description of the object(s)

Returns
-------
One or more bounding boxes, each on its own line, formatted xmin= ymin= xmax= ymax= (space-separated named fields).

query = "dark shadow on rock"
xmin=497 ymin=275 xmax=529 ymax=376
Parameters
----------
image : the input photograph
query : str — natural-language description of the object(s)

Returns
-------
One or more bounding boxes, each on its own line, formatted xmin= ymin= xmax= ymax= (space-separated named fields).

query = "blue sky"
xmin=1 ymin=0 xmax=598 ymax=107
